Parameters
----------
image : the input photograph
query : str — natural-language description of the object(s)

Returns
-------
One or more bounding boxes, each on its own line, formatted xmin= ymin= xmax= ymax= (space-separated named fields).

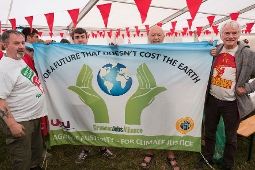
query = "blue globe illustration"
xmin=97 ymin=62 xmax=132 ymax=96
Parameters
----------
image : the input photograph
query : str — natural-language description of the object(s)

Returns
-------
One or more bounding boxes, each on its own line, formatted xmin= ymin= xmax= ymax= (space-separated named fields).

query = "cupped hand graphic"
xmin=125 ymin=63 xmax=167 ymax=125
xmin=68 ymin=64 xmax=109 ymax=123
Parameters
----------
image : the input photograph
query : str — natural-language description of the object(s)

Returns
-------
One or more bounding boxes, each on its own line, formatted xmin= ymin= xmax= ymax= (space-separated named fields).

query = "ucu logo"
xmin=51 ymin=119 xmax=72 ymax=130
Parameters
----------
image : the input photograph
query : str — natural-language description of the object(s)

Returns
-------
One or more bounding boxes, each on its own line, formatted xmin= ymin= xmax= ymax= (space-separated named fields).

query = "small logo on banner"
xmin=176 ymin=117 xmax=194 ymax=134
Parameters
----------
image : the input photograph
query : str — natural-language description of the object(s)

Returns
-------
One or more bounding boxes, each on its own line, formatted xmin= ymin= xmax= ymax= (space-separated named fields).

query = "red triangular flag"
xmin=9 ymin=18 xmax=16 ymax=30
xmin=187 ymin=19 xmax=193 ymax=29
xmin=207 ymin=16 xmax=215 ymax=27
xmin=186 ymin=0 xmax=202 ymax=20
xmin=25 ymin=16 xmax=33 ymax=33
xmin=212 ymin=25 xmax=219 ymax=35
xmin=49 ymin=32 xmax=53 ymax=38
xmin=38 ymin=32 xmax=43 ymax=37
xmin=145 ymin=25 xmax=149 ymax=31
xmin=97 ymin=3 xmax=112 ymax=28
xmin=44 ymin=13 xmax=54 ymax=33
xmin=171 ymin=21 xmax=177 ymax=30
xmin=189 ymin=31 xmax=193 ymax=36
xmin=59 ymin=32 xmax=64 ymax=38
xmin=157 ymin=22 xmax=162 ymax=27
xmin=134 ymin=0 xmax=152 ymax=23
xmin=246 ymin=22 xmax=254 ymax=30
xmin=230 ymin=12 xmax=239 ymax=21
xmin=196 ymin=26 xmax=203 ymax=36
xmin=122 ymin=34 xmax=125 ymax=39
xmin=67 ymin=9 xmax=79 ymax=29
xmin=182 ymin=27 xmax=188 ymax=34
xmin=107 ymin=31 xmax=112 ymax=38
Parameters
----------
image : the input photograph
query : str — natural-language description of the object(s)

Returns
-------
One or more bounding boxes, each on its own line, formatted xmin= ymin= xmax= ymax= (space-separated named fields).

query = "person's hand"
xmin=68 ymin=64 xmax=109 ymax=123
xmin=125 ymin=63 xmax=167 ymax=125
xmin=44 ymin=40 xmax=55 ymax=45
xmin=210 ymin=47 xmax=217 ymax=57
xmin=9 ymin=122 xmax=25 ymax=137
xmin=236 ymin=86 xmax=247 ymax=96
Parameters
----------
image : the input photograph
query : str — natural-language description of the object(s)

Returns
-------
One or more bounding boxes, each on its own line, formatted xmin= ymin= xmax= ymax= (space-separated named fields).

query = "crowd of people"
xmin=0 ymin=20 xmax=255 ymax=170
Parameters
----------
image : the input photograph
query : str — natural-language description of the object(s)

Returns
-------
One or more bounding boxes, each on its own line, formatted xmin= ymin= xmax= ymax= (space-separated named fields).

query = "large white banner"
xmin=33 ymin=42 xmax=214 ymax=152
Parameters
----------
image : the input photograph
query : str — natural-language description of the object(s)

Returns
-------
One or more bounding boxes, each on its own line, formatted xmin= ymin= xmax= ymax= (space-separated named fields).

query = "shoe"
xmin=99 ymin=148 xmax=116 ymax=159
xmin=166 ymin=157 xmax=180 ymax=170
xmin=75 ymin=149 xmax=90 ymax=163
xmin=195 ymin=158 xmax=213 ymax=169
xmin=140 ymin=154 xmax=154 ymax=169
xmin=42 ymin=149 xmax=52 ymax=158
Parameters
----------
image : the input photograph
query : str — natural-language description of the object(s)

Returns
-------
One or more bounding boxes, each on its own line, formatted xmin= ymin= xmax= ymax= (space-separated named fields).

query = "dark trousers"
xmin=1 ymin=118 xmax=43 ymax=170
xmin=203 ymin=94 xmax=240 ymax=167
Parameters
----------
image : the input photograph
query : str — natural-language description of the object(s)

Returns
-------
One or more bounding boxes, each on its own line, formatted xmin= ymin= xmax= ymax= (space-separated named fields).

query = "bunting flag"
xmin=246 ymin=22 xmax=254 ymax=31
xmin=229 ymin=12 xmax=239 ymax=21
xmin=189 ymin=31 xmax=193 ymax=36
xmin=212 ymin=25 xmax=219 ymax=35
xmin=97 ymin=3 xmax=112 ymax=28
xmin=38 ymin=31 xmax=43 ymax=37
xmin=171 ymin=21 xmax=177 ymax=30
xmin=9 ymin=18 xmax=16 ymax=30
xmin=196 ymin=26 xmax=203 ymax=36
xmin=44 ymin=13 xmax=54 ymax=33
xmin=187 ymin=19 xmax=193 ymax=30
xmin=186 ymin=0 xmax=202 ymax=20
xmin=207 ymin=16 xmax=215 ymax=27
xmin=134 ymin=0 xmax=152 ymax=23
xmin=49 ymin=32 xmax=53 ymax=38
xmin=157 ymin=22 xmax=163 ymax=27
xmin=67 ymin=8 xmax=80 ymax=29
xmin=182 ymin=27 xmax=188 ymax=35
xmin=25 ymin=16 xmax=33 ymax=33
xmin=60 ymin=32 xmax=64 ymax=38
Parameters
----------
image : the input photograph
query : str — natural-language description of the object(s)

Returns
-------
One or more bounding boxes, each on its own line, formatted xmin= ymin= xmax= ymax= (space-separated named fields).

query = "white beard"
xmin=16 ymin=53 xmax=25 ymax=60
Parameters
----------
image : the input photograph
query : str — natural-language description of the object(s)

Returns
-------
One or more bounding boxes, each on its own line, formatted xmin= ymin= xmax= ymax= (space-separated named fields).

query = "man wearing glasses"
xmin=195 ymin=20 xmax=255 ymax=170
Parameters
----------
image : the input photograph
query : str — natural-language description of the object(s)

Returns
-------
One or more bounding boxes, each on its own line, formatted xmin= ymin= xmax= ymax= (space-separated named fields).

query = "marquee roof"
xmin=1 ymin=0 xmax=255 ymax=34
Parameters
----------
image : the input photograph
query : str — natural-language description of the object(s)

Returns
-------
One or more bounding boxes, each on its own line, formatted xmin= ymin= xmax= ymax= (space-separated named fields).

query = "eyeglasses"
xmin=26 ymin=46 xmax=34 ymax=52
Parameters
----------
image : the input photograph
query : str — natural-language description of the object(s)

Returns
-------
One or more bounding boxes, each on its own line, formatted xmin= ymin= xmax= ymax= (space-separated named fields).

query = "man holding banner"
xmin=195 ymin=20 xmax=255 ymax=170
xmin=140 ymin=25 xmax=180 ymax=170
xmin=71 ymin=27 xmax=116 ymax=164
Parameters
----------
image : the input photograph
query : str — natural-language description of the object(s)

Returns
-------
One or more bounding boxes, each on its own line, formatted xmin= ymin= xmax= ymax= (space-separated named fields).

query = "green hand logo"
xmin=125 ymin=63 xmax=167 ymax=125
xmin=68 ymin=64 xmax=109 ymax=123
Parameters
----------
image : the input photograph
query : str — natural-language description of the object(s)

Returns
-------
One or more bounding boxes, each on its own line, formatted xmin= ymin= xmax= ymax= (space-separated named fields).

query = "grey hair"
xmin=219 ymin=20 xmax=242 ymax=35
xmin=1 ymin=29 xmax=25 ymax=44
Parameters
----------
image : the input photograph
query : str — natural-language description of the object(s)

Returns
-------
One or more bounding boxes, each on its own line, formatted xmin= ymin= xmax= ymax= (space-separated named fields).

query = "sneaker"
xmin=195 ymin=158 xmax=213 ymax=169
xmin=99 ymin=148 xmax=116 ymax=159
xmin=75 ymin=149 xmax=90 ymax=163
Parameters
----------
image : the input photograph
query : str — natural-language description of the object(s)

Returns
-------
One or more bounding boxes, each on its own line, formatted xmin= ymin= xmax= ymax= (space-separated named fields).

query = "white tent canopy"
xmin=1 ymin=0 xmax=255 ymax=44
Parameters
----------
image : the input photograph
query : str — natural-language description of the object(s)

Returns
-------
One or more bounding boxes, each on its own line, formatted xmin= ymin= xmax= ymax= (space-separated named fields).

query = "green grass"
xmin=1 ymin=130 xmax=255 ymax=170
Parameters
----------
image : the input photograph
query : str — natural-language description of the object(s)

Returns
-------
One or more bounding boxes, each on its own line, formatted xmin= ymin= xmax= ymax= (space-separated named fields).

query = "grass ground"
xmin=1 ymin=130 xmax=255 ymax=170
